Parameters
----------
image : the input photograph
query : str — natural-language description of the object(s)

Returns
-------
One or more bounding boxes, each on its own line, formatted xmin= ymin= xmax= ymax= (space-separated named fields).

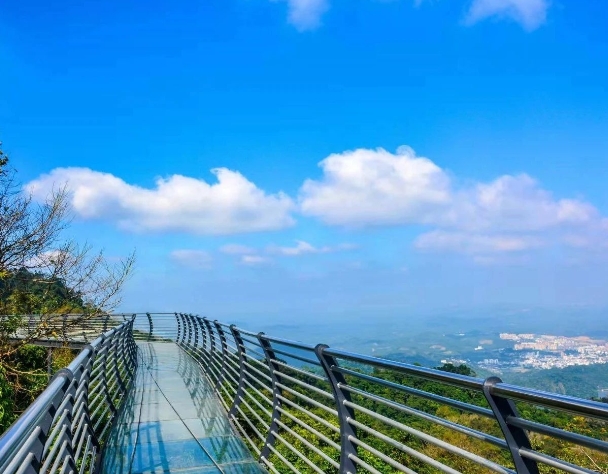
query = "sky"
xmin=1 ymin=0 xmax=608 ymax=325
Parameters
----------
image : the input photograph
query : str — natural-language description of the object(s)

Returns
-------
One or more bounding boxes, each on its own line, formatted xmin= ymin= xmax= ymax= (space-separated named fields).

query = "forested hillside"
xmin=224 ymin=360 xmax=608 ymax=474
xmin=507 ymin=364 xmax=608 ymax=400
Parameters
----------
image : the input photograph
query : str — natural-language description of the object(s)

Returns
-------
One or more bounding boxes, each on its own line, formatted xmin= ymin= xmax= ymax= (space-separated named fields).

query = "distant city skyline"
xmin=2 ymin=1 xmax=608 ymax=320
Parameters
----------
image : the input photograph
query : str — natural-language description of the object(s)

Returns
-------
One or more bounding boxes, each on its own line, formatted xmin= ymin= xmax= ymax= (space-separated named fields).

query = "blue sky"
xmin=2 ymin=1 xmax=608 ymax=322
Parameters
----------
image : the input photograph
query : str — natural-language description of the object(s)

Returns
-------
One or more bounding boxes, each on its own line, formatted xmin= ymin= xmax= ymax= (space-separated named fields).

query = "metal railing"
xmin=4 ymin=313 xmax=129 ymax=347
xmin=131 ymin=313 xmax=608 ymax=474
xmin=0 ymin=319 xmax=137 ymax=474
xmin=1 ymin=312 xmax=607 ymax=474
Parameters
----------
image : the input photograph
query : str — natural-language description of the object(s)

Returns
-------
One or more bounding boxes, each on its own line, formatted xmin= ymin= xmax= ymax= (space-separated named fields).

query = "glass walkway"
xmin=2 ymin=314 xmax=607 ymax=474
xmin=102 ymin=342 xmax=266 ymax=474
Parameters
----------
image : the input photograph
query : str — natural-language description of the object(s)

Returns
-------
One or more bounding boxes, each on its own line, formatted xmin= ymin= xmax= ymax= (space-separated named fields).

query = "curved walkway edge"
xmin=102 ymin=342 xmax=266 ymax=474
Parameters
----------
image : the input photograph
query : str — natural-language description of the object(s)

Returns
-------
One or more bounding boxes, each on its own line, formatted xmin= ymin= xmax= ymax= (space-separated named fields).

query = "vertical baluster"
xmin=203 ymin=318 xmax=218 ymax=385
xmin=193 ymin=316 xmax=208 ymax=366
xmin=315 ymin=344 xmax=358 ymax=474
xmin=73 ymin=346 xmax=100 ymax=470
xmin=483 ymin=377 xmax=539 ymax=474
xmin=185 ymin=314 xmax=194 ymax=348
xmin=98 ymin=335 xmax=116 ymax=417
xmin=175 ymin=312 xmax=182 ymax=346
xmin=146 ymin=312 xmax=153 ymax=341
xmin=212 ymin=321 xmax=229 ymax=395
xmin=191 ymin=315 xmax=199 ymax=350
xmin=55 ymin=370 xmax=78 ymax=474
xmin=228 ymin=325 xmax=247 ymax=418
xmin=257 ymin=333 xmax=283 ymax=468
xmin=32 ymin=373 xmax=72 ymax=474
xmin=111 ymin=328 xmax=126 ymax=398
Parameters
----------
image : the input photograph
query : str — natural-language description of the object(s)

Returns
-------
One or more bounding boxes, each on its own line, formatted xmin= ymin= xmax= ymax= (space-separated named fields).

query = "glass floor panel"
xmin=102 ymin=342 xmax=266 ymax=474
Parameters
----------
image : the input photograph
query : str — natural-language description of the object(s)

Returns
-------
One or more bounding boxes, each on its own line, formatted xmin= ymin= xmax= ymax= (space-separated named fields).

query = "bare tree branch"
xmin=0 ymin=145 xmax=136 ymax=359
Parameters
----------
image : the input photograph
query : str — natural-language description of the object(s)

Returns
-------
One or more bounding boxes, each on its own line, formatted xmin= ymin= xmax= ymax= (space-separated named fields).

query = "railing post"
xmin=194 ymin=316 xmax=209 ymax=367
xmin=34 ymin=371 xmax=73 ymax=474
xmin=483 ymin=377 xmax=540 ymax=474
xmin=62 ymin=313 xmax=68 ymax=342
xmin=146 ymin=312 xmax=153 ymax=341
xmin=129 ymin=319 xmax=139 ymax=372
xmin=228 ymin=325 xmax=247 ymax=418
xmin=203 ymin=318 xmax=219 ymax=386
xmin=99 ymin=334 xmax=117 ymax=416
xmin=315 ymin=344 xmax=358 ymax=474
xmin=212 ymin=321 xmax=228 ymax=393
xmin=72 ymin=344 xmax=101 ymax=467
xmin=110 ymin=328 xmax=126 ymax=397
xmin=257 ymin=333 xmax=283 ymax=467
xmin=203 ymin=318 xmax=216 ymax=353
xmin=192 ymin=315 xmax=199 ymax=350
xmin=46 ymin=368 xmax=78 ymax=474
xmin=175 ymin=312 xmax=183 ymax=346
xmin=46 ymin=347 xmax=53 ymax=382
xmin=185 ymin=314 xmax=194 ymax=348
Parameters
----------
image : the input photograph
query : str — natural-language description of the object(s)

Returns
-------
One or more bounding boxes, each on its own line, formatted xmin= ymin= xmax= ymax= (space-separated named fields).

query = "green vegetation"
xmin=0 ymin=268 xmax=86 ymax=317
xmin=219 ymin=357 xmax=608 ymax=474
xmin=0 ymin=142 xmax=134 ymax=435
xmin=0 ymin=344 xmax=77 ymax=432
xmin=506 ymin=364 xmax=608 ymax=400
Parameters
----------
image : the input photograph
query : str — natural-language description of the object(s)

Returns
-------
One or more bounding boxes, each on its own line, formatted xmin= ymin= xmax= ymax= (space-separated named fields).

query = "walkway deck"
xmin=102 ymin=342 xmax=265 ymax=474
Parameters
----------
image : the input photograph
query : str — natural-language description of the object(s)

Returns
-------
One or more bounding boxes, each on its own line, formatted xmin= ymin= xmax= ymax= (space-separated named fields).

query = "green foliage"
xmin=0 ymin=268 xmax=86 ymax=316
xmin=0 ymin=344 xmax=78 ymax=434
xmin=14 ymin=344 xmax=47 ymax=371
xmin=0 ymin=366 xmax=15 ymax=433
xmin=507 ymin=364 xmax=608 ymax=399
xmin=228 ymin=360 xmax=608 ymax=474
xmin=435 ymin=362 xmax=476 ymax=377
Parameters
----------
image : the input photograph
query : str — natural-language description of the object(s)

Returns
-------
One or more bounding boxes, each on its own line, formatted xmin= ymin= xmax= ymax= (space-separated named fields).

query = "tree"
xmin=0 ymin=142 xmax=135 ymax=360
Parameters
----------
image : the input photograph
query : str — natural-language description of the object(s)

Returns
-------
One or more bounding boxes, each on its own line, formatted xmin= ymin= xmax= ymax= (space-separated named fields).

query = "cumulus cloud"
xmin=414 ymin=231 xmax=544 ymax=254
xmin=25 ymin=167 xmax=295 ymax=235
xmin=300 ymin=146 xmax=451 ymax=226
xmin=271 ymin=0 xmax=548 ymax=31
xmin=465 ymin=0 xmax=549 ymax=30
xmin=299 ymin=145 xmax=604 ymax=257
xmin=170 ymin=250 xmax=213 ymax=269
xmin=267 ymin=240 xmax=357 ymax=256
xmin=272 ymin=0 xmax=329 ymax=31
xmin=447 ymin=174 xmax=597 ymax=233
xmin=220 ymin=244 xmax=256 ymax=255
xmin=241 ymin=255 xmax=271 ymax=265
xmin=300 ymin=146 xmax=596 ymax=232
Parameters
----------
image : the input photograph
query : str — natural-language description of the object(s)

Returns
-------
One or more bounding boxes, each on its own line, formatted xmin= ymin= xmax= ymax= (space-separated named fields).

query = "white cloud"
xmin=267 ymin=240 xmax=357 ymax=256
xmin=300 ymin=146 xmax=597 ymax=233
xmin=465 ymin=0 xmax=549 ymax=30
xmin=25 ymin=167 xmax=295 ymax=235
xmin=300 ymin=146 xmax=451 ymax=227
xmin=447 ymin=174 xmax=597 ymax=233
xmin=414 ymin=231 xmax=544 ymax=254
xmin=300 ymin=145 xmax=604 ymax=257
xmin=241 ymin=255 xmax=271 ymax=265
xmin=170 ymin=250 xmax=213 ymax=269
xmin=220 ymin=244 xmax=256 ymax=255
xmin=275 ymin=0 xmax=330 ymax=31
xmin=270 ymin=0 xmax=548 ymax=31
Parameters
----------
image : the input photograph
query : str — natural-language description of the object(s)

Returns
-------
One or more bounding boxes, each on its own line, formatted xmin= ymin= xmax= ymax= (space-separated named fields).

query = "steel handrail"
xmin=138 ymin=312 xmax=607 ymax=474
xmin=0 ymin=318 xmax=137 ymax=474
xmin=3 ymin=312 xmax=607 ymax=474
